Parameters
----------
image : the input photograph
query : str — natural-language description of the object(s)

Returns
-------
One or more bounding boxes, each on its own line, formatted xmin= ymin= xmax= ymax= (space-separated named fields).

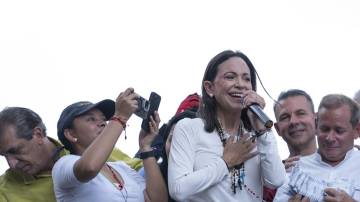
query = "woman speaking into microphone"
xmin=167 ymin=50 xmax=285 ymax=202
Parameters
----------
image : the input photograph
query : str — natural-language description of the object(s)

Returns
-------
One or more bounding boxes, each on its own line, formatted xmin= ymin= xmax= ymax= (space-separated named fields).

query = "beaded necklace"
xmin=215 ymin=121 xmax=245 ymax=193
xmin=215 ymin=120 xmax=266 ymax=202
xmin=106 ymin=164 xmax=128 ymax=202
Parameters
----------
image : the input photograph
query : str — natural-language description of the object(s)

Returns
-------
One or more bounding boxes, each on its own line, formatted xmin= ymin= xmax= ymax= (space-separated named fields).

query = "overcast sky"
xmin=1 ymin=0 xmax=359 ymax=174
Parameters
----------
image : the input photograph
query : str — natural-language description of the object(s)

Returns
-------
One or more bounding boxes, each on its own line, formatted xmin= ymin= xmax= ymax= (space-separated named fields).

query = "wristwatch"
xmin=139 ymin=150 xmax=156 ymax=160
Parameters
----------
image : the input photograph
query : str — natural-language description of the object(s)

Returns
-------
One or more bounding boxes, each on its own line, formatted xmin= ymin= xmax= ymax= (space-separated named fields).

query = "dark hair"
xmin=158 ymin=110 xmax=197 ymax=202
xmin=198 ymin=50 xmax=257 ymax=132
xmin=318 ymin=94 xmax=360 ymax=128
xmin=273 ymin=89 xmax=315 ymax=120
xmin=0 ymin=107 xmax=47 ymax=140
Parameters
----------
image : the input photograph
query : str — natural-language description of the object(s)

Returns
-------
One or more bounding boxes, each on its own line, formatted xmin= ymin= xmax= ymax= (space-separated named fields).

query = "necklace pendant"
xmin=239 ymin=165 xmax=245 ymax=190
xmin=216 ymin=122 xmax=247 ymax=195
xmin=231 ymin=169 xmax=237 ymax=194
xmin=113 ymin=182 xmax=123 ymax=190
xmin=238 ymin=177 xmax=242 ymax=190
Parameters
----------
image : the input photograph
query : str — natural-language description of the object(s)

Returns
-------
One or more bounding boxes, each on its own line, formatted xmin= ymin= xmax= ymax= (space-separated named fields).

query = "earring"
xmin=209 ymin=94 xmax=213 ymax=98
xmin=74 ymin=138 xmax=78 ymax=142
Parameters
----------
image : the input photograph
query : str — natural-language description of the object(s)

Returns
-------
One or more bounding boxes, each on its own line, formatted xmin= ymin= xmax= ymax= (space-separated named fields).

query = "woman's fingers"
xmin=242 ymin=90 xmax=266 ymax=108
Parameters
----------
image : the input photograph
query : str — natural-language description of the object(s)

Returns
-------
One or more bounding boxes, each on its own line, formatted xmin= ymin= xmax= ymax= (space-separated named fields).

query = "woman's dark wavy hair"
xmin=198 ymin=50 xmax=257 ymax=132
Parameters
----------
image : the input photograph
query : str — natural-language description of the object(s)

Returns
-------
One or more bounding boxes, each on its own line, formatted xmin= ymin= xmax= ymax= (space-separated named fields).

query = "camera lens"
xmin=143 ymin=100 xmax=150 ymax=111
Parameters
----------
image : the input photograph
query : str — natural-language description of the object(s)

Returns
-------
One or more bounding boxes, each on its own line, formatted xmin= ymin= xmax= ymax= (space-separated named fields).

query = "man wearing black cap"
xmin=0 ymin=101 xmax=142 ymax=201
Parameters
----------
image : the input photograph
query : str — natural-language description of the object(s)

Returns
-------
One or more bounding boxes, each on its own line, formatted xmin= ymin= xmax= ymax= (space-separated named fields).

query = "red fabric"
xmin=175 ymin=93 xmax=200 ymax=115
xmin=263 ymin=186 xmax=277 ymax=202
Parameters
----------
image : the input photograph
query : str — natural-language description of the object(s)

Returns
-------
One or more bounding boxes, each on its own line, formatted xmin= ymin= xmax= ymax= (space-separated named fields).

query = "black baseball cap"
xmin=57 ymin=99 xmax=115 ymax=152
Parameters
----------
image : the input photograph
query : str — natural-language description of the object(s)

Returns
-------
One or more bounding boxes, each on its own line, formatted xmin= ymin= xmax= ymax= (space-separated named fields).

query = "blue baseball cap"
xmin=57 ymin=99 xmax=115 ymax=152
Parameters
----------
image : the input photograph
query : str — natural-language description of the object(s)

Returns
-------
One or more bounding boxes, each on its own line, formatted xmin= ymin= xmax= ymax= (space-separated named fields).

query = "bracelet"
xmin=139 ymin=150 xmax=156 ymax=160
xmin=110 ymin=116 xmax=127 ymax=129
xmin=110 ymin=116 xmax=127 ymax=140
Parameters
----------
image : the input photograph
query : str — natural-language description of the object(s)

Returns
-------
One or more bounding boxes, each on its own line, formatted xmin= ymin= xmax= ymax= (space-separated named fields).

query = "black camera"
xmin=134 ymin=92 xmax=161 ymax=132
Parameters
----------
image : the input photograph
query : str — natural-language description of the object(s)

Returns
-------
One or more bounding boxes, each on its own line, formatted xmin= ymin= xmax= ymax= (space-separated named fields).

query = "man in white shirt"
xmin=274 ymin=89 xmax=317 ymax=171
xmin=262 ymin=89 xmax=318 ymax=202
xmin=274 ymin=94 xmax=360 ymax=202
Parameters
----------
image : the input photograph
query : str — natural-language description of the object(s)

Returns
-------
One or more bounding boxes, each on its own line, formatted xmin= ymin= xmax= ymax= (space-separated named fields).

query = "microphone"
xmin=248 ymin=104 xmax=273 ymax=129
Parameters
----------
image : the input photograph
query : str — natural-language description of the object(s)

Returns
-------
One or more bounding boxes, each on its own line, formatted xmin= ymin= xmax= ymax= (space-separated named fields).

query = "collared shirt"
xmin=274 ymin=149 xmax=360 ymax=202
xmin=0 ymin=137 xmax=142 ymax=202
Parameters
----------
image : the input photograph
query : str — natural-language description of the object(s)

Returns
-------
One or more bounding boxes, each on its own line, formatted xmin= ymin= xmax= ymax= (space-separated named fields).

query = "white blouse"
xmin=168 ymin=118 xmax=286 ymax=202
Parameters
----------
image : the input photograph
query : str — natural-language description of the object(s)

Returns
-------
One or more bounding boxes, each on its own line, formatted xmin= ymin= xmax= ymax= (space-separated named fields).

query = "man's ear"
xmin=354 ymin=121 xmax=360 ymax=139
xmin=32 ymin=127 xmax=45 ymax=144
xmin=203 ymin=81 xmax=215 ymax=98
xmin=274 ymin=122 xmax=281 ymax=137
xmin=64 ymin=129 xmax=78 ymax=143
